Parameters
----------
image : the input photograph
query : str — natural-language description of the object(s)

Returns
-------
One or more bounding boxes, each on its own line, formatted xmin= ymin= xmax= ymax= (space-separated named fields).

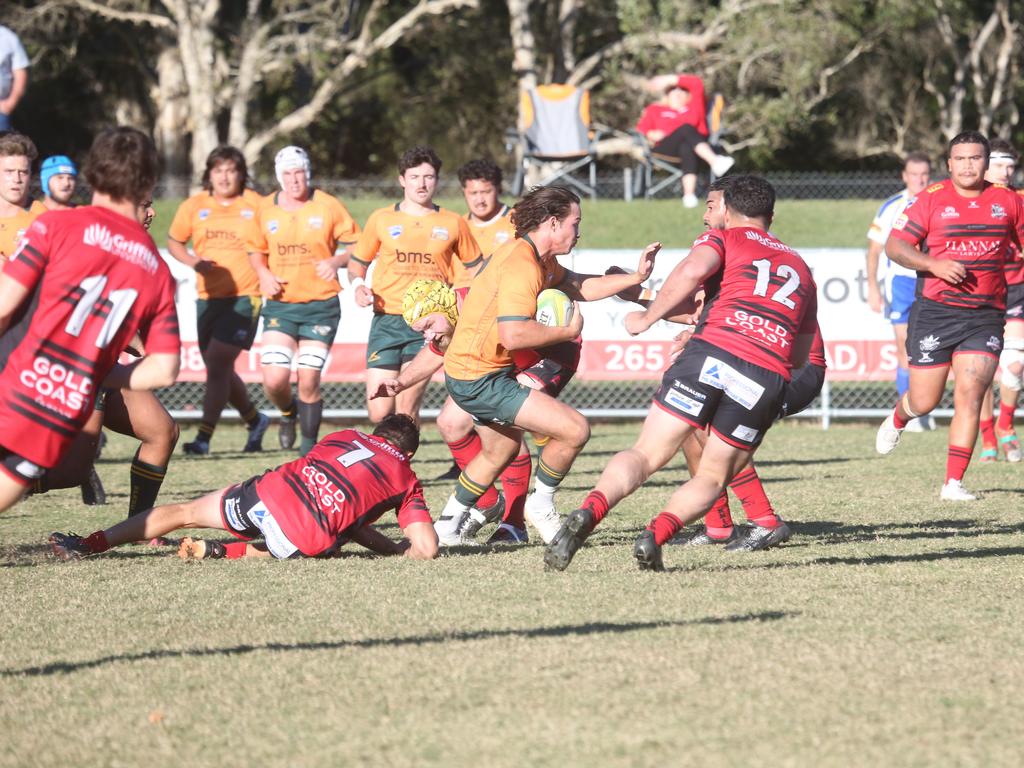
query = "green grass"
xmin=3 ymin=421 xmax=1024 ymax=767
xmin=151 ymin=197 xmax=879 ymax=252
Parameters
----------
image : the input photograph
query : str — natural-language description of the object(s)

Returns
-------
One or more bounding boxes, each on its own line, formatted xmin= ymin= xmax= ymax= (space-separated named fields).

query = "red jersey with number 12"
xmin=692 ymin=227 xmax=817 ymax=380
xmin=255 ymin=429 xmax=432 ymax=556
xmin=0 ymin=207 xmax=179 ymax=467
xmin=889 ymin=179 xmax=1024 ymax=309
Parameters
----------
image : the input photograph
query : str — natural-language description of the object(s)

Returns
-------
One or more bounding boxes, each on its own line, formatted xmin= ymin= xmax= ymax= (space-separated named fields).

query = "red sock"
xmin=979 ymin=419 xmax=997 ymax=449
xmin=892 ymin=405 xmax=910 ymax=430
xmin=499 ymin=454 xmax=532 ymax=528
xmin=946 ymin=445 xmax=973 ymax=482
xmin=998 ymin=400 xmax=1016 ymax=432
xmin=703 ymin=491 xmax=734 ymax=538
xmin=84 ymin=531 xmax=109 ymax=553
xmin=648 ymin=511 xmax=684 ymax=546
xmin=447 ymin=433 xmax=499 ymax=508
xmin=730 ymin=466 xmax=779 ymax=528
xmin=224 ymin=542 xmax=248 ymax=559
xmin=580 ymin=490 xmax=611 ymax=527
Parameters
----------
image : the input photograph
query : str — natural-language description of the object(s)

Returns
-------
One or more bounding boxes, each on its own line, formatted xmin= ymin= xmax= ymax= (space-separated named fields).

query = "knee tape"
xmin=296 ymin=347 xmax=329 ymax=371
xmin=999 ymin=348 xmax=1024 ymax=389
xmin=260 ymin=345 xmax=294 ymax=368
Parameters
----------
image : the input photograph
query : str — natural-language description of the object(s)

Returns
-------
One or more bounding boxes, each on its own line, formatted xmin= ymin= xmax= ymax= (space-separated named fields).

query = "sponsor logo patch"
xmin=892 ymin=213 xmax=909 ymax=230
xmin=731 ymin=424 xmax=759 ymax=442
xmin=15 ymin=460 xmax=44 ymax=479
xmin=698 ymin=356 xmax=765 ymax=410
xmin=664 ymin=387 xmax=703 ymax=416
xmin=312 ymin=325 xmax=332 ymax=337
xmin=991 ymin=203 xmax=1007 ymax=219
xmin=308 ymin=216 xmax=323 ymax=229
xmin=940 ymin=206 xmax=960 ymax=219
xmin=267 ymin=220 xmax=279 ymax=234
xmin=223 ymin=496 xmax=246 ymax=531
xmin=987 ymin=335 xmax=1002 ymax=351
xmin=198 ymin=208 xmax=211 ymax=220
xmin=431 ymin=226 xmax=449 ymax=241
xmin=495 ymin=231 xmax=510 ymax=245
xmin=82 ymin=224 xmax=160 ymax=274
xmin=918 ymin=333 xmax=940 ymax=363
xmin=389 ymin=225 xmax=403 ymax=239
xmin=241 ymin=209 xmax=255 ymax=220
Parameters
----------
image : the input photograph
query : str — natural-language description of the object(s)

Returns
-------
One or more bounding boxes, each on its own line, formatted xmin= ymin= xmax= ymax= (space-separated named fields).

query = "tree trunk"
xmin=153 ymin=46 xmax=191 ymax=196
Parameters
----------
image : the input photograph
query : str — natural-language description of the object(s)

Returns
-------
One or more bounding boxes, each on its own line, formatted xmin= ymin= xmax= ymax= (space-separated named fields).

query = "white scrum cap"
xmin=275 ymin=145 xmax=311 ymax=187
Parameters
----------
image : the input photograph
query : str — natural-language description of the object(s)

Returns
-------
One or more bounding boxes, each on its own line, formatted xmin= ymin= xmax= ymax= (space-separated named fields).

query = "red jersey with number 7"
xmin=691 ymin=227 xmax=818 ymax=380
xmin=255 ymin=429 xmax=432 ymax=556
xmin=888 ymin=179 xmax=1024 ymax=309
xmin=0 ymin=207 xmax=180 ymax=468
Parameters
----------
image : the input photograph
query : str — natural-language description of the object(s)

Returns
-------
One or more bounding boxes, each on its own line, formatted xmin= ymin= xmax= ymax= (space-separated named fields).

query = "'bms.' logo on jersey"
xmin=918 ymin=334 xmax=941 ymax=363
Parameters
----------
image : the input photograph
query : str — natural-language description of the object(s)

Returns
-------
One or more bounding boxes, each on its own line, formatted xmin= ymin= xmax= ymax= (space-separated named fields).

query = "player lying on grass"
xmin=542 ymin=175 xmax=819 ymax=571
xmin=49 ymin=414 xmax=438 ymax=561
xmin=372 ymin=279 xmax=581 ymax=545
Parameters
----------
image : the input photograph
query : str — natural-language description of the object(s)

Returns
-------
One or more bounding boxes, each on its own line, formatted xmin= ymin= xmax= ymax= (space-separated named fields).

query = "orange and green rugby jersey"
xmin=444 ymin=236 xmax=566 ymax=380
xmin=246 ymin=189 xmax=360 ymax=303
xmin=168 ymin=189 xmax=263 ymax=299
xmin=352 ymin=204 xmax=482 ymax=314
xmin=0 ymin=200 xmax=47 ymax=264
xmin=455 ymin=204 xmax=515 ymax=289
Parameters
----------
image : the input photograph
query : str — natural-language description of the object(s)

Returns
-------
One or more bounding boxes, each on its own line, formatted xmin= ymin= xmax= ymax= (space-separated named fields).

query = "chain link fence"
xmin=152 ymin=171 xmax=912 ymax=202
xmin=158 ymin=378 xmax=960 ymax=426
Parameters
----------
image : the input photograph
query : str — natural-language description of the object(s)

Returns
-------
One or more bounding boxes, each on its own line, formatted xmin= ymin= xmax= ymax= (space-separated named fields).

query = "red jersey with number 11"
xmin=691 ymin=227 xmax=817 ymax=380
xmin=0 ymin=207 xmax=179 ymax=467
xmin=889 ymin=179 xmax=1024 ymax=309
xmin=256 ymin=429 xmax=431 ymax=556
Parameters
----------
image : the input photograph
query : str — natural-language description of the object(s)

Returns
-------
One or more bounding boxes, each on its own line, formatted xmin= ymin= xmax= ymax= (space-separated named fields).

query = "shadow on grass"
xmin=793 ymin=518 xmax=1024 ymax=543
xmin=1 ymin=610 xmax=793 ymax=678
xmin=698 ymin=545 xmax=1024 ymax=574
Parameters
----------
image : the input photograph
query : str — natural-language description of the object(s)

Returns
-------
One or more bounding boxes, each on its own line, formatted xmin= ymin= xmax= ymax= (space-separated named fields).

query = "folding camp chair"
xmin=508 ymin=84 xmax=603 ymax=199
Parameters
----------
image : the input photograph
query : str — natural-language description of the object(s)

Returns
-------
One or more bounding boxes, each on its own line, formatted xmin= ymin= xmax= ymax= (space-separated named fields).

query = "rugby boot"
xmin=278 ymin=417 xmax=297 ymax=450
xmin=875 ymin=413 xmax=904 ymax=455
xmin=725 ymin=521 xmax=792 ymax=552
xmin=434 ymin=495 xmax=470 ymax=546
xmin=486 ymin=523 xmax=529 ymax=545
xmin=243 ymin=412 xmax=271 ymax=453
xmin=457 ymin=493 xmax=505 ymax=543
xmin=48 ymin=532 xmax=92 ymax=561
xmin=544 ymin=508 xmax=595 ymax=571
xmin=998 ymin=431 xmax=1022 ymax=463
xmin=670 ymin=525 xmax=738 ymax=547
xmin=79 ymin=467 xmax=107 ymax=506
xmin=182 ymin=439 xmax=210 ymax=456
xmin=633 ymin=530 xmax=665 ymax=572
xmin=524 ymin=492 xmax=561 ymax=544
xmin=940 ymin=479 xmax=977 ymax=501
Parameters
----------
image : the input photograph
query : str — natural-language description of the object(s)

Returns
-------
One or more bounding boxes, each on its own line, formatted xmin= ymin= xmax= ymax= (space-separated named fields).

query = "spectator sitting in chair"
xmin=637 ymin=75 xmax=734 ymax=207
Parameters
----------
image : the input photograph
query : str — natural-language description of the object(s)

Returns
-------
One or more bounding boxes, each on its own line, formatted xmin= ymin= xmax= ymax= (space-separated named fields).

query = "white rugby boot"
xmin=434 ymin=494 xmax=471 ymax=546
xmin=940 ymin=479 xmax=977 ymax=502
xmin=875 ymin=413 xmax=904 ymax=455
xmin=524 ymin=491 xmax=562 ymax=544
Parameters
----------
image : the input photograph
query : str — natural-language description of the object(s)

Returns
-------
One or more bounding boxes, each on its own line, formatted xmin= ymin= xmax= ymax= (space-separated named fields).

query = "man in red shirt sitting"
xmin=637 ymin=74 xmax=735 ymax=207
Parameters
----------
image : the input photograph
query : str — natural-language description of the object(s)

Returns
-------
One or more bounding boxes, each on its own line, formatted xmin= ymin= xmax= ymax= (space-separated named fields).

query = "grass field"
xmin=151 ymin=197 xmax=880 ymax=251
xmin=3 ymin=421 xmax=1023 ymax=767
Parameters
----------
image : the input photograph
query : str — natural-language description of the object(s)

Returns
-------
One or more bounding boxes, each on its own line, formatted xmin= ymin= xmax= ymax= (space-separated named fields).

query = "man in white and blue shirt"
xmin=865 ymin=152 xmax=932 ymax=429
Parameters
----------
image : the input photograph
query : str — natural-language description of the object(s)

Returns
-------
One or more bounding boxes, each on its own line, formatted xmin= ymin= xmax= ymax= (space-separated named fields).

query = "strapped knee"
xmin=260 ymin=345 xmax=294 ymax=368
xmin=296 ymin=347 xmax=329 ymax=371
xmin=999 ymin=346 xmax=1024 ymax=389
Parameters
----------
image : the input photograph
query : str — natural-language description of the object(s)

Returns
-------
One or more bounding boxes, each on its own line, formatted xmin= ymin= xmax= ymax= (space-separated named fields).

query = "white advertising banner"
xmin=164 ymin=246 xmax=897 ymax=383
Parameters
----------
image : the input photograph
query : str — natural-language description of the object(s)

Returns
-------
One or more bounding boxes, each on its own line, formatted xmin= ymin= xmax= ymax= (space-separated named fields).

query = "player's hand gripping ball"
xmin=402 ymin=279 xmax=458 ymax=328
xmin=535 ymin=288 xmax=574 ymax=327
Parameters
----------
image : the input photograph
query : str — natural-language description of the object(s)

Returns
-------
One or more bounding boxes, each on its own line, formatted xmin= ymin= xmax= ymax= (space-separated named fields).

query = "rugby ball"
xmin=535 ymin=288 xmax=574 ymax=327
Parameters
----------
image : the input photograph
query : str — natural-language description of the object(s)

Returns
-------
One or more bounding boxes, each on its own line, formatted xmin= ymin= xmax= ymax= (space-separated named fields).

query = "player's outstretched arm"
xmin=560 ymin=242 xmax=661 ymax=302
xmin=348 ymin=524 xmax=410 ymax=556
xmin=370 ymin=345 xmax=444 ymax=400
xmin=625 ymin=245 xmax=718 ymax=335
